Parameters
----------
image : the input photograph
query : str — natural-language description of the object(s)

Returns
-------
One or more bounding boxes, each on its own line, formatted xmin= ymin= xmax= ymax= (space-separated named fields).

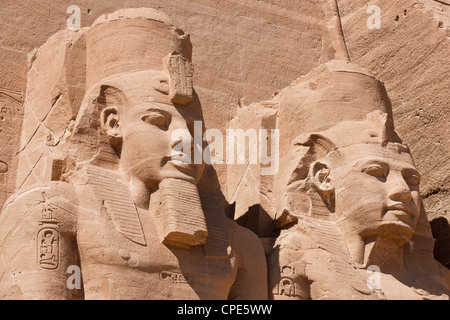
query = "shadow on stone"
xmin=430 ymin=217 xmax=450 ymax=269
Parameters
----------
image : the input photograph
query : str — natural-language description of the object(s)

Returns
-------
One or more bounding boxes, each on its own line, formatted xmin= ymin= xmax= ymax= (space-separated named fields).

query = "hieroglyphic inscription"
xmin=0 ymin=89 xmax=23 ymax=207
xmin=39 ymin=192 xmax=58 ymax=225
xmin=37 ymin=192 xmax=60 ymax=270
xmin=273 ymin=266 xmax=296 ymax=297
xmin=160 ymin=271 xmax=192 ymax=285
xmin=38 ymin=228 xmax=59 ymax=270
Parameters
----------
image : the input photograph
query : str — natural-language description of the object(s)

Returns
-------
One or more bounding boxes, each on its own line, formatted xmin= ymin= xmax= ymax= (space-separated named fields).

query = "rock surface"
xmin=0 ymin=1 xmax=448 ymax=298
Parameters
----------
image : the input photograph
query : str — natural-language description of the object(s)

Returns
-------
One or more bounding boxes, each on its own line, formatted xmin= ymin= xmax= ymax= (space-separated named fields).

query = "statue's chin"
xmin=136 ymin=169 xmax=201 ymax=191
xmin=376 ymin=222 xmax=415 ymax=246
xmin=161 ymin=160 xmax=205 ymax=184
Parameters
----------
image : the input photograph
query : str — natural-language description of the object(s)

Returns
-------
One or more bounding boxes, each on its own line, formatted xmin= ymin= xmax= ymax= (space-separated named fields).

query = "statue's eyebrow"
xmin=352 ymin=158 xmax=419 ymax=174
xmin=139 ymin=106 xmax=171 ymax=116
xmin=351 ymin=159 xmax=387 ymax=170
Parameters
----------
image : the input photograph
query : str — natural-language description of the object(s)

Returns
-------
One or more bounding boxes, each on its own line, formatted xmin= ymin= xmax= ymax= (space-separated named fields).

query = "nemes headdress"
xmin=274 ymin=60 xmax=402 ymax=155
xmin=18 ymin=8 xmax=197 ymax=190
xmin=85 ymin=8 xmax=195 ymax=105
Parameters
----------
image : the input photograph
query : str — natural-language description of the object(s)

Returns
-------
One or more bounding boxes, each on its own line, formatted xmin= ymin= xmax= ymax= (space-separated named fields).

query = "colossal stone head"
xmin=271 ymin=60 xmax=433 ymax=265
xmin=17 ymin=8 xmax=207 ymax=191
xmin=70 ymin=8 xmax=206 ymax=188
xmin=17 ymin=8 xmax=213 ymax=248
xmin=277 ymin=113 xmax=422 ymax=261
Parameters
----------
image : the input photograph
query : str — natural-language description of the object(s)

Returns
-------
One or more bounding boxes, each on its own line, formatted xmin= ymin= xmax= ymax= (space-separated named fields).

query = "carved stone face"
xmin=101 ymin=71 xmax=206 ymax=190
xmin=328 ymin=143 xmax=421 ymax=243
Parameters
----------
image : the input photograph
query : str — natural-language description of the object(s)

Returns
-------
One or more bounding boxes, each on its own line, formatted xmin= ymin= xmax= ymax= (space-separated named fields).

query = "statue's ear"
xmin=100 ymin=106 xmax=122 ymax=150
xmin=152 ymin=75 xmax=170 ymax=95
xmin=311 ymin=161 xmax=335 ymax=211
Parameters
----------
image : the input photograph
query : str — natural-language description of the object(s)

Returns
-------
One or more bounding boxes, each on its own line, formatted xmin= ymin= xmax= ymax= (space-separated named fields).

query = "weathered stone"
xmin=0 ymin=2 xmax=448 ymax=300
xmin=0 ymin=8 xmax=267 ymax=300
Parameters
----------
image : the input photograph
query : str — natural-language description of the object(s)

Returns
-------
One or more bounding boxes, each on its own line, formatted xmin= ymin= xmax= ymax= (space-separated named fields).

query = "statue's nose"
xmin=387 ymin=173 xmax=412 ymax=203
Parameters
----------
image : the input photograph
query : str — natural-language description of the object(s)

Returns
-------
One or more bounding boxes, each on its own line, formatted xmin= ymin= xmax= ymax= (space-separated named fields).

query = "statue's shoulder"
xmin=0 ymin=181 xmax=78 ymax=244
xmin=226 ymin=218 xmax=269 ymax=299
xmin=227 ymin=218 xmax=266 ymax=262
xmin=2 ymin=181 xmax=78 ymax=213
xmin=0 ymin=181 xmax=80 ymax=299
xmin=275 ymin=228 xmax=314 ymax=252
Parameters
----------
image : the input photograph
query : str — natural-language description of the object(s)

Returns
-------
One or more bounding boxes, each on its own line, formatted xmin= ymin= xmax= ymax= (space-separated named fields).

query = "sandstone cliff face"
xmin=0 ymin=0 xmax=448 ymax=267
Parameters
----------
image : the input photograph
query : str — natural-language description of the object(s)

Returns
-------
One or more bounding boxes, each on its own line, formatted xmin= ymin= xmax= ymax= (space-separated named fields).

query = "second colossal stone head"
xmin=273 ymin=60 xmax=429 ymax=265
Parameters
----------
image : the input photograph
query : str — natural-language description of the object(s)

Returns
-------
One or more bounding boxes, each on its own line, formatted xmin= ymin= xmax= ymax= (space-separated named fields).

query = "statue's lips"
xmin=385 ymin=204 xmax=414 ymax=216
xmin=383 ymin=204 xmax=416 ymax=226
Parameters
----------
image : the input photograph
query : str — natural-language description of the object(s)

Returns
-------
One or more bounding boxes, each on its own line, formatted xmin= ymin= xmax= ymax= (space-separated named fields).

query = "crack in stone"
xmin=423 ymin=187 xmax=449 ymax=199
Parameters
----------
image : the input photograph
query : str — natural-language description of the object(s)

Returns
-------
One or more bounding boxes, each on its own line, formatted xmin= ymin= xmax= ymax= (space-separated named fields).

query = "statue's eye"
xmin=362 ymin=165 xmax=386 ymax=180
xmin=141 ymin=112 xmax=169 ymax=130
xmin=403 ymin=171 xmax=420 ymax=186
